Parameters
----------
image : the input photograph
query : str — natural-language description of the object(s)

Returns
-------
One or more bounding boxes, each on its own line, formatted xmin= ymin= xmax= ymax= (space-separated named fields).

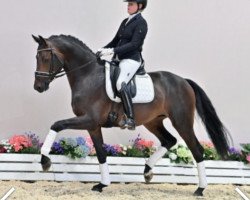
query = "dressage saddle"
xmin=109 ymin=60 xmax=146 ymax=99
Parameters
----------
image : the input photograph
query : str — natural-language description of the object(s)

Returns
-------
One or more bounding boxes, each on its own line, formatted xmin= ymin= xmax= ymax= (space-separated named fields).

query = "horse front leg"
xmin=88 ymin=128 xmax=110 ymax=192
xmin=40 ymin=114 xmax=98 ymax=171
xmin=40 ymin=115 xmax=110 ymax=192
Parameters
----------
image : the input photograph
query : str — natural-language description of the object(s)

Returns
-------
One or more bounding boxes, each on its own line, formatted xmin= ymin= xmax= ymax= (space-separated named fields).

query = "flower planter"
xmin=0 ymin=154 xmax=249 ymax=184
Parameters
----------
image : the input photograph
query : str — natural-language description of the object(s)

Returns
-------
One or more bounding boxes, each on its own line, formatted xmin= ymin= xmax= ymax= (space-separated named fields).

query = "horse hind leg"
xmin=171 ymin=116 xmax=207 ymax=196
xmin=143 ymin=118 xmax=177 ymax=183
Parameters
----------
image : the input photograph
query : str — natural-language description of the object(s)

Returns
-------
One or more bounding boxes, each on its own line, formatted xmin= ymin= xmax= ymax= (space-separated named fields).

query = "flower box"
xmin=0 ymin=154 xmax=249 ymax=184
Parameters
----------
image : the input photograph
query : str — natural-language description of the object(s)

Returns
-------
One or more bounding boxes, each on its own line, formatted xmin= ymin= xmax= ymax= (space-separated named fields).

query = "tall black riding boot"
xmin=120 ymin=83 xmax=136 ymax=130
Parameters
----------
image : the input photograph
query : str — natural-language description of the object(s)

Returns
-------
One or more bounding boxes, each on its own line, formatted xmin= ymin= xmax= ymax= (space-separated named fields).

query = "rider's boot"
xmin=120 ymin=82 xmax=136 ymax=130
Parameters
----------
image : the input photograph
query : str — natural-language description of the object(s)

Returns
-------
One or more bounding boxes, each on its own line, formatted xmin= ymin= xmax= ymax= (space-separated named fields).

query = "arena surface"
xmin=0 ymin=181 xmax=249 ymax=200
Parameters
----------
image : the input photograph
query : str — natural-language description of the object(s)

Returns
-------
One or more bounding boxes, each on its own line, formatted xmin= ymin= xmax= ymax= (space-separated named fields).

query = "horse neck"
xmin=62 ymin=48 xmax=104 ymax=90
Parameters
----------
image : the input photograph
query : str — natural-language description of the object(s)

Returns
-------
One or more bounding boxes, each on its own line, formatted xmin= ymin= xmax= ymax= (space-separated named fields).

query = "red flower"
xmin=9 ymin=135 xmax=32 ymax=152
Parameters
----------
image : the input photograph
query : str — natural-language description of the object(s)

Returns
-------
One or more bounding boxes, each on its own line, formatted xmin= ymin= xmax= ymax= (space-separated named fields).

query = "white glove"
xmin=99 ymin=48 xmax=114 ymax=57
xmin=97 ymin=48 xmax=104 ymax=53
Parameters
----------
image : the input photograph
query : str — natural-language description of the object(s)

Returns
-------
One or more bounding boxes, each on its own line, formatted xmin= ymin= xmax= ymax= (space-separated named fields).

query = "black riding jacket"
xmin=104 ymin=13 xmax=148 ymax=62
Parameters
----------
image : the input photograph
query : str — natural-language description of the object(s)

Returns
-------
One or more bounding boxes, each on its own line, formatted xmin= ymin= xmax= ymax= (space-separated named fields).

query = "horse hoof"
xmin=91 ymin=183 xmax=108 ymax=192
xmin=41 ymin=155 xmax=51 ymax=171
xmin=144 ymin=170 xmax=153 ymax=183
xmin=193 ymin=187 xmax=205 ymax=196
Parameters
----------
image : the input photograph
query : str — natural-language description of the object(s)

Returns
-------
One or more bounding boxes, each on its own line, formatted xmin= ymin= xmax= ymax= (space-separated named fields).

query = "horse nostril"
xmin=34 ymin=84 xmax=43 ymax=93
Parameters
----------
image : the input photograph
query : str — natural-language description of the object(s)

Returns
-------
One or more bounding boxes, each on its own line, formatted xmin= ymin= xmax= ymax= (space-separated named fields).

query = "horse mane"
xmin=49 ymin=34 xmax=95 ymax=55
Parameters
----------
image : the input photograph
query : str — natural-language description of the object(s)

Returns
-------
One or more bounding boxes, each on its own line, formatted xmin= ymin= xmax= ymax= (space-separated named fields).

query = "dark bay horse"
xmin=32 ymin=34 xmax=229 ymax=196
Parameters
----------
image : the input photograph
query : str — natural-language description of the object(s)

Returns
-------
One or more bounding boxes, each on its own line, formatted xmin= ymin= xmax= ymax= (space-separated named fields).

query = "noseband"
xmin=35 ymin=48 xmax=65 ymax=82
xmin=35 ymin=48 xmax=95 ymax=82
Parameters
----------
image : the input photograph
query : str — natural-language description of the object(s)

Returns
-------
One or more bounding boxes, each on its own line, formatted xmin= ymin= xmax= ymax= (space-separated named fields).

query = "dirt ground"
xmin=0 ymin=181 xmax=249 ymax=200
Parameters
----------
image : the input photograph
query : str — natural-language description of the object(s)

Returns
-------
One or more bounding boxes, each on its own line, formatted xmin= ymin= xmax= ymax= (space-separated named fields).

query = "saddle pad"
xmin=105 ymin=62 xmax=155 ymax=103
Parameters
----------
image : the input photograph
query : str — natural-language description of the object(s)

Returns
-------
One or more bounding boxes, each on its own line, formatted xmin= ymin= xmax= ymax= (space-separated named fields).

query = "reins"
xmin=53 ymin=59 xmax=95 ymax=79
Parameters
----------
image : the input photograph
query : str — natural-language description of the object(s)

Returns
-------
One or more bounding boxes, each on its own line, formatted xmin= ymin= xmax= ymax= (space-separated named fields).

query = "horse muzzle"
xmin=34 ymin=80 xmax=50 ymax=93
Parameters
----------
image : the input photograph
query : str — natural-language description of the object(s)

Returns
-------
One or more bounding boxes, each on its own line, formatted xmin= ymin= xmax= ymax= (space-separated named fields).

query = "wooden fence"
xmin=0 ymin=154 xmax=249 ymax=184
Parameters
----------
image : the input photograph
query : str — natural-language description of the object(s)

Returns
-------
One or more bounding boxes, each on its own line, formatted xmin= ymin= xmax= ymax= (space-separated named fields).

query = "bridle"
xmin=35 ymin=47 xmax=95 ymax=82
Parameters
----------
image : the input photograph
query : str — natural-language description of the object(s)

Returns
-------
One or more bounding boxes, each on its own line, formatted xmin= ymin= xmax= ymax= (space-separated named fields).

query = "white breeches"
xmin=116 ymin=59 xmax=141 ymax=91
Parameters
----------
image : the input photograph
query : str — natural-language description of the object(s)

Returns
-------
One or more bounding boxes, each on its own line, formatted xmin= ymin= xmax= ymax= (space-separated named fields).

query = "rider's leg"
xmin=120 ymin=82 xmax=135 ymax=129
xmin=116 ymin=59 xmax=140 ymax=130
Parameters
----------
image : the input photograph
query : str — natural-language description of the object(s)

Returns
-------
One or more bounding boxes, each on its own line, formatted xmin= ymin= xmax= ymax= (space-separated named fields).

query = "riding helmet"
xmin=123 ymin=0 xmax=147 ymax=10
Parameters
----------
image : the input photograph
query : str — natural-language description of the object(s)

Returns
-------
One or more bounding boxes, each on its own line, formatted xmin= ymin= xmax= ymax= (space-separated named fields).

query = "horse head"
xmin=32 ymin=35 xmax=65 ymax=93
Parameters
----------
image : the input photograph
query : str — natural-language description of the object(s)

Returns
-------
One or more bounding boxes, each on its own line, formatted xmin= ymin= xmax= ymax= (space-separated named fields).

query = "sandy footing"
xmin=0 ymin=181 xmax=249 ymax=200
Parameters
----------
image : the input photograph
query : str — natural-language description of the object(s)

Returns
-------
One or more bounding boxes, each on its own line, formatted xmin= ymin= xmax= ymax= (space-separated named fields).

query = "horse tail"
xmin=186 ymin=79 xmax=230 ymax=159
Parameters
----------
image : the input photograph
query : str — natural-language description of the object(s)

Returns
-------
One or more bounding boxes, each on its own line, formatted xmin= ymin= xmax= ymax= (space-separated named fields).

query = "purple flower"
xmin=25 ymin=132 xmax=43 ymax=149
xmin=103 ymin=144 xmax=119 ymax=156
xmin=52 ymin=141 xmax=64 ymax=154
xmin=229 ymin=147 xmax=241 ymax=155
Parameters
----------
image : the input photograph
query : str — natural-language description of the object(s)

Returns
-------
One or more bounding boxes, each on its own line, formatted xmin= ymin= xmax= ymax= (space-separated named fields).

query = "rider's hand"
xmin=96 ymin=48 xmax=104 ymax=57
xmin=97 ymin=48 xmax=114 ymax=57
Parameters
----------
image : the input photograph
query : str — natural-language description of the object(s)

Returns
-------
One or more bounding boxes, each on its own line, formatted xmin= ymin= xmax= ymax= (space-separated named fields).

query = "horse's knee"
xmin=51 ymin=121 xmax=65 ymax=132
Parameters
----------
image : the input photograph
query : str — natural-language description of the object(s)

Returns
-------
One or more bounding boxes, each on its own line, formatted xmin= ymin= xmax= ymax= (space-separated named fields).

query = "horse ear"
xmin=32 ymin=35 xmax=40 ymax=44
xmin=38 ymin=35 xmax=47 ymax=46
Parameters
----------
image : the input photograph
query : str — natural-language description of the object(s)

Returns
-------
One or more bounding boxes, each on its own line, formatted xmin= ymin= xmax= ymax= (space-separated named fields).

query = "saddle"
xmin=109 ymin=60 xmax=146 ymax=99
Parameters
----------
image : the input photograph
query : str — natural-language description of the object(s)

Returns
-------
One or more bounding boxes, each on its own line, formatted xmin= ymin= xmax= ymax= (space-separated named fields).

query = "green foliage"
xmin=203 ymin=146 xmax=220 ymax=160
xmin=18 ymin=147 xmax=40 ymax=154
xmin=166 ymin=144 xmax=193 ymax=164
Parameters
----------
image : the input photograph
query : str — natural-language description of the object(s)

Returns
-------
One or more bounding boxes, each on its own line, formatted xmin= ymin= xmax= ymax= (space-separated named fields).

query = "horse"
xmin=32 ymin=34 xmax=229 ymax=196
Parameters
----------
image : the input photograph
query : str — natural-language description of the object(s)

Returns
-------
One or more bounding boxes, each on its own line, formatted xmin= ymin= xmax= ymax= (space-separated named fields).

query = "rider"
xmin=97 ymin=0 xmax=148 ymax=130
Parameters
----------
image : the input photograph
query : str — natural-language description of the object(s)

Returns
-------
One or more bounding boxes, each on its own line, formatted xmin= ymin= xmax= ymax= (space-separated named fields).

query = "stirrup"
xmin=127 ymin=118 xmax=136 ymax=130
xmin=118 ymin=115 xmax=136 ymax=130
xmin=119 ymin=118 xmax=127 ymax=129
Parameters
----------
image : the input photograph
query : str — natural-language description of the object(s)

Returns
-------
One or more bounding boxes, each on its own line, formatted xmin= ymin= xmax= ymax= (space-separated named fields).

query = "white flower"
xmin=169 ymin=152 xmax=177 ymax=160
xmin=1 ymin=139 xmax=9 ymax=145
xmin=123 ymin=146 xmax=127 ymax=151
xmin=170 ymin=144 xmax=178 ymax=151
xmin=127 ymin=145 xmax=132 ymax=149
xmin=122 ymin=151 xmax=126 ymax=155
xmin=178 ymin=140 xmax=188 ymax=147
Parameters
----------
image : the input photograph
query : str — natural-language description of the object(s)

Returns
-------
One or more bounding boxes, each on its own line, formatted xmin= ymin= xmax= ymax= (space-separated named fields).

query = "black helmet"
xmin=124 ymin=0 xmax=147 ymax=10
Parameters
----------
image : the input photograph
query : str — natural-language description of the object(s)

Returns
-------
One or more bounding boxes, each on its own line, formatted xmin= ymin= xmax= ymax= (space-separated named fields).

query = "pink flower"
xmin=9 ymin=135 xmax=32 ymax=152
xmin=201 ymin=141 xmax=214 ymax=148
xmin=113 ymin=144 xmax=122 ymax=153
xmin=246 ymin=155 xmax=250 ymax=163
xmin=135 ymin=139 xmax=154 ymax=149
xmin=85 ymin=136 xmax=93 ymax=147
xmin=85 ymin=136 xmax=96 ymax=155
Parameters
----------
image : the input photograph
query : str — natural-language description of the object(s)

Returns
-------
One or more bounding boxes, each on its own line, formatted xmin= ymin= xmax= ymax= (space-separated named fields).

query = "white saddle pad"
xmin=105 ymin=62 xmax=155 ymax=103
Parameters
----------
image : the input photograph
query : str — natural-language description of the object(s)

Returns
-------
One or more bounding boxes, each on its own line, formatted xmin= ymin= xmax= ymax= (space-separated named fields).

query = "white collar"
xmin=126 ymin=12 xmax=140 ymax=24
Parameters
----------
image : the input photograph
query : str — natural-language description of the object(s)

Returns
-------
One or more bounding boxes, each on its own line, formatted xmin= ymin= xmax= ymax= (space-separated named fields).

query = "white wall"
xmin=0 ymin=0 xmax=249 ymax=147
